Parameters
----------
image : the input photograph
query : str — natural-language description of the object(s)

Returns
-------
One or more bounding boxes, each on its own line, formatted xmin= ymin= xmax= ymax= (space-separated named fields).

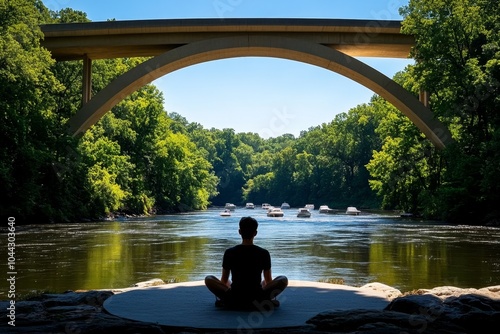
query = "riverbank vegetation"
xmin=1 ymin=0 xmax=498 ymax=225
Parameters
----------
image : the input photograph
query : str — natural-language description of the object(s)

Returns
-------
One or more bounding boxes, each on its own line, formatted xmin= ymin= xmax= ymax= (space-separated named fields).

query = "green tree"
xmin=401 ymin=0 xmax=500 ymax=223
xmin=0 ymin=0 xmax=71 ymax=222
xmin=366 ymin=95 xmax=443 ymax=215
xmin=242 ymin=172 xmax=275 ymax=204
xmin=315 ymin=103 xmax=381 ymax=207
xmin=209 ymin=129 xmax=246 ymax=205
xmin=291 ymin=151 xmax=315 ymax=205
xmin=78 ymin=124 xmax=134 ymax=216
xmin=103 ymin=85 xmax=218 ymax=213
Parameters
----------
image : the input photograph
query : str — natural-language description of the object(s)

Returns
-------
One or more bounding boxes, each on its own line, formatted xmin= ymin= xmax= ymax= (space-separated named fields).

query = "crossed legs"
xmin=262 ymin=275 xmax=288 ymax=299
xmin=204 ymin=275 xmax=288 ymax=301
xmin=204 ymin=275 xmax=229 ymax=300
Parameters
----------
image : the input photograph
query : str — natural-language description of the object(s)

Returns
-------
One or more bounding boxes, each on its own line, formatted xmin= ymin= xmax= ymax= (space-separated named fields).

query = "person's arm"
xmin=262 ymin=249 xmax=273 ymax=287
xmin=262 ymin=268 xmax=273 ymax=287
xmin=221 ymin=268 xmax=231 ymax=288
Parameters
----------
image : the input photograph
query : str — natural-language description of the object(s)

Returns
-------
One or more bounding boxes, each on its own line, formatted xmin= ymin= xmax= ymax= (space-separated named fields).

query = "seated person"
xmin=205 ymin=216 xmax=288 ymax=310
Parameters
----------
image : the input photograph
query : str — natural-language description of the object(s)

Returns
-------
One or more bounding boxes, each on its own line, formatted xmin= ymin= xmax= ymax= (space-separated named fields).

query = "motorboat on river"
xmin=267 ymin=207 xmax=284 ymax=217
xmin=280 ymin=202 xmax=291 ymax=209
xmin=297 ymin=208 xmax=312 ymax=218
xmin=225 ymin=203 xmax=236 ymax=211
xmin=319 ymin=205 xmax=337 ymax=214
xmin=220 ymin=209 xmax=232 ymax=217
xmin=245 ymin=203 xmax=255 ymax=209
xmin=346 ymin=206 xmax=361 ymax=215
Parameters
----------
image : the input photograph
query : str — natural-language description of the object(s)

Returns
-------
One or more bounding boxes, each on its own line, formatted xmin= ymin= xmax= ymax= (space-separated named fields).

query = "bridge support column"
xmin=82 ymin=54 xmax=92 ymax=106
xmin=419 ymin=89 xmax=429 ymax=107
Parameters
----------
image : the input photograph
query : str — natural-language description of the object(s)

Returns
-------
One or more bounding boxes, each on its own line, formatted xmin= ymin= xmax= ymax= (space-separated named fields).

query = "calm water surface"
xmin=2 ymin=208 xmax=500 ymax=298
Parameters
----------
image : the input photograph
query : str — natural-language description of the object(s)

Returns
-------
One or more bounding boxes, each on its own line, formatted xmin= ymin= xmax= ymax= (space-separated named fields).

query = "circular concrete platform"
xmin=103 ymin=280 xmax=391 ymax=330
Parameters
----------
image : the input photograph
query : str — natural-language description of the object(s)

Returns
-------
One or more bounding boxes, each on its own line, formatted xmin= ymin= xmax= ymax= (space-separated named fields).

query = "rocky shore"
xmin=1 ymin=280 xmax=499 ymax=334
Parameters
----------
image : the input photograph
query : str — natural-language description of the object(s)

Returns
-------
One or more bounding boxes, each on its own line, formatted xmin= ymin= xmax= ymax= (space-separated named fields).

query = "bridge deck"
xmin=41 ymin=18 xmax=413 ymax=60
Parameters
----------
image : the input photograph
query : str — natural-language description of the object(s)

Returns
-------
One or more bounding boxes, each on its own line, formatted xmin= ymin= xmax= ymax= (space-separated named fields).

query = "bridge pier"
xmin=82 ymin=54 xmax=92 ymax=105
xmin=419 ymin=90 xmax=429 ymax=107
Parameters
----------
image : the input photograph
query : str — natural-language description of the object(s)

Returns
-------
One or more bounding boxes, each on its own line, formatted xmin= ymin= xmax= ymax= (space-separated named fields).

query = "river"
xmin=2 ymin=208 xmax=500 ymax=298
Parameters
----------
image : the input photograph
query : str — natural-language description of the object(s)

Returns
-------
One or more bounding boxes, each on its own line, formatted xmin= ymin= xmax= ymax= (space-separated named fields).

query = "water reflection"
xmin=2 ymin=210 xmax=499 ymax=298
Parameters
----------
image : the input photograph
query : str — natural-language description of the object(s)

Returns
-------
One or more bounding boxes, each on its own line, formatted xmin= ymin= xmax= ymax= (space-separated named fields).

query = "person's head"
xmin=239 ymin=216 xmax=258 ymax=240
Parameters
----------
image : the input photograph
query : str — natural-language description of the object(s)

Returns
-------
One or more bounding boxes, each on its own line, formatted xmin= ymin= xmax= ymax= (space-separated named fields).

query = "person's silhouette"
xmin=205 ymin=216 xmax=288 ymax=310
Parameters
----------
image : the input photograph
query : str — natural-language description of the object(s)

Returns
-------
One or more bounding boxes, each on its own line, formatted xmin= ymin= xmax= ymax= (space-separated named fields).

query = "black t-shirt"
xmin=222 ymin=244 xmax=271 ymax=297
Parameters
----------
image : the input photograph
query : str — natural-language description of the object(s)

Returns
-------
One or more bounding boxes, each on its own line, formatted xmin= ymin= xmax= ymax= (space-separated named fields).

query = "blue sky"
xmin=43 ymin=0 xmax=413 ymax=138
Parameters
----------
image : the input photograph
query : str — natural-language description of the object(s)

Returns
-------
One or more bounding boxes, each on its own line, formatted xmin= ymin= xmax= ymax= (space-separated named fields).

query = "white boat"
xmin=305 ymin=204 xmax=315 ymax=210
xmin=319 ymin=205 xmax=336 ymax=214
xmin=267 ymin=207 xmax=284 ymax=217
xmin=220 ymin=209 xmax=232 ymax=217
xmin=245 ymin=203 xmax=255 ymax=209
xmin=261 ymin=203 xmax=271 ymax=210
xmin=346 ymin=206 xmax=361 ymax=215
xmin=225 ymin=203 xmax=236 ymax=211
xmin=297 ymin=208 xmax=311 ymax=218
xmin=280 ymin=202 xmax=291 ymax=209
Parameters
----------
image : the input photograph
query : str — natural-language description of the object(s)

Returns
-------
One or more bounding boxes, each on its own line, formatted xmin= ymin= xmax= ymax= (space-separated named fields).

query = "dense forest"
xmin=1 ymin=0 xmax=499 ymax=225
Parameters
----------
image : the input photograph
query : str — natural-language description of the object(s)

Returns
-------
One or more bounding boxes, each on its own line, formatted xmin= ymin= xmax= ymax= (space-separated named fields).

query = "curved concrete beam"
xmin=68 ymin=35 xmax=453 ymax=149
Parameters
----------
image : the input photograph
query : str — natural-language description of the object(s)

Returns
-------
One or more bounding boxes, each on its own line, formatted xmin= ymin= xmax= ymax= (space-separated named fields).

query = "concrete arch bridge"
xmin=40 ymin=18 xmax=453 ymax=149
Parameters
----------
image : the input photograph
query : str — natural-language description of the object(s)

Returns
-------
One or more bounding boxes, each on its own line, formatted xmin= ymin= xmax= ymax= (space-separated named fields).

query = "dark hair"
xmin=239 ymin=216 xmax=258 ymax=239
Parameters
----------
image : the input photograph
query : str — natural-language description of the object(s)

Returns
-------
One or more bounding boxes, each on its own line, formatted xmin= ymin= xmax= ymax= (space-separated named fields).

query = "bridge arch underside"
xmin=68 ymin=35 xmax=453 ymax=149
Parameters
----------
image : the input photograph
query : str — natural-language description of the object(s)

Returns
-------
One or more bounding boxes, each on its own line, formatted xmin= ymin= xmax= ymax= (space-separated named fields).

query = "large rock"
xmin=0 ymin=290 xmax=165 ymax=333
xmin=307 ymin=308 xmax=466 ymax=333
xmin=306 ymin=285 xmax=500 ymax=334
xmin=360 ymin=282 xmax=403 ymax=300
xmin=415 ymin=285 xmax=500 ymax=299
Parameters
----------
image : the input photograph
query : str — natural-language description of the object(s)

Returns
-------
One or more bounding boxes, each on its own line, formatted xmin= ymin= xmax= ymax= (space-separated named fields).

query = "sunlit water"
xmin=2 ymin=208 xmax=500 ymax=298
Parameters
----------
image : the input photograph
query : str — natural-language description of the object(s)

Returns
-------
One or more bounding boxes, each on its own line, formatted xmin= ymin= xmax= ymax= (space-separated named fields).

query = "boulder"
xmin=415 ymin=285 xmax=500 ymax=300
xmin=133 ymin=278 xmax=166 ymax=288
xmin=360 ymin=282 xmax=403 ymax=300
xmin=307 ymin=308 xmax=465 ymax=334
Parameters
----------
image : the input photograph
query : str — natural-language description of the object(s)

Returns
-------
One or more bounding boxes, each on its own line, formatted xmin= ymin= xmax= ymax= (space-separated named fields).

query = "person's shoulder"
xmin=225 ymin=245 xmax=239 ymax=253
xmin=253 ymin=245 xmax=270 ymax=253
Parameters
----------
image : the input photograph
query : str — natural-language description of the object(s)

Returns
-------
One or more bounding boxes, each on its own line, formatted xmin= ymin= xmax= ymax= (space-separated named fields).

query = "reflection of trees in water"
xmin=84 ymin=222 xmax=211 ymax=288
xmin=284 ymin=230 xmax=500 ymax=292
xmin=367 ymin=235 xmax=499 ymax=291
xmin=10 ymin=222 xmax=211 ymax=295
